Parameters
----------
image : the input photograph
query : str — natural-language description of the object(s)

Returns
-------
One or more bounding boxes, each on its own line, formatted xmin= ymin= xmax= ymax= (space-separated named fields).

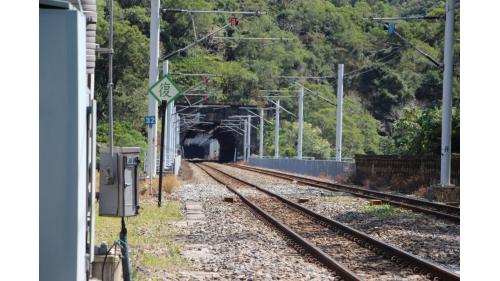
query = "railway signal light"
xmin=384 ymin=22 xmax=395 ymax=34
xmin=230 ymin=17 xmax=239 ymax=27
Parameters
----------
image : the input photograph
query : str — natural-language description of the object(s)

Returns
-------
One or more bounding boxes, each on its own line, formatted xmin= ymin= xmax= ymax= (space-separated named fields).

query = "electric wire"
xmin=101 ymin=241 xmax=119 ymax=280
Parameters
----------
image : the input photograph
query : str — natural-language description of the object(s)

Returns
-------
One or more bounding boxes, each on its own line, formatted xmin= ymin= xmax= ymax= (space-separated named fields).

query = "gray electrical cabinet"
xmin=99 ymin=147 xmax=141 ymax=217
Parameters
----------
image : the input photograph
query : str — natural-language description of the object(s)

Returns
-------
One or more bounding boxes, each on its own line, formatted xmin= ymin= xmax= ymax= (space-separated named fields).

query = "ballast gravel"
xmin=169 ymin=163 xmax=338 ymax=280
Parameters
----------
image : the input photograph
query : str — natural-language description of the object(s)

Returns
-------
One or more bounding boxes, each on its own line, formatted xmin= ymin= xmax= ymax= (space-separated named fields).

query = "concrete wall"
xmin=248 ymin=158 xmax=355 ymax=179
xmin=40 ymin=8 xmax=87 ymax=281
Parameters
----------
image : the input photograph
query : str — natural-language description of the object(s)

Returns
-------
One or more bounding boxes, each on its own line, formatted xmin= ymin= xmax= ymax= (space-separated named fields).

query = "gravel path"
xmin=170 ymin=163 xmax=338 ymax=280
xmin=211 ymin=163 xmax=460 ymax=273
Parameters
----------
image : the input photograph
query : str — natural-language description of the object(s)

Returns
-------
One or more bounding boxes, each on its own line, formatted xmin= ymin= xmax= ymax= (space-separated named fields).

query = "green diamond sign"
xmin=148 ymin=75 xmax=182 ymax=103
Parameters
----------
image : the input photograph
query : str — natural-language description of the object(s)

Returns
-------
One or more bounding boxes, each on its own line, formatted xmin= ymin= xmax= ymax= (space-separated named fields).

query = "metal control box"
xmin=99 ymin=147 xmax=140 ymax=217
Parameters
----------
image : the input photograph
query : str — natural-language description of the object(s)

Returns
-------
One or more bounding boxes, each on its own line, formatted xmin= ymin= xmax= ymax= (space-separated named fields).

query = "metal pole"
xmin=247 ymin=115 xmax=251 ymax=159
xmin=174 ymin=107 xmax=179 ymax=157
xmin=274 ymin=99 xmax=280 ymax=159
xmin=148 ymin=0 xmax=160 ymax=179
xmin=169 ymin=102 xmax=174 ymax=165
xmin=336 ymin=64 xmax=344 ymax=161
xmin=162 ymin=60 xmax=169 ymax=171
xmin=158 ymin=101 xmax=166 ymax=207
xmin=107 ymin=0 xmax=113 ymax=156
xmin=440 ymin=0 xmax=456 ymax=186
xmin=259 ymin=108 xmax=264 ymax=158
xmin=297 ymin=86 xmax=304 ymax=159
xmin=243 ymin=120 xmax=248 ymax=161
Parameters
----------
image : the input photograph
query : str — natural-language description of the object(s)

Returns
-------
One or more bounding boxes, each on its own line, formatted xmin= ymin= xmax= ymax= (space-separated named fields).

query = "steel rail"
xmin=231 ymin=164 xmax=460 ymax=223
xmin=239 ymin=164 xmax=460 ymax=214
xmin=196 ymin=163 xmax=362 ymax=281
xmin=204 ymin=163 xmax=460 ymax=281
xmin=234 ymin=163 xmax=459 ymax=213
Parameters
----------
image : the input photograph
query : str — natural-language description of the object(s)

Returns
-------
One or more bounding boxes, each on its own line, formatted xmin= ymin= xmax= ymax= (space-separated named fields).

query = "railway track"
xmin=229 ymin=163 xmax=460 ymax=223
xmin=196 ymin=162 xmax=460 ymax=281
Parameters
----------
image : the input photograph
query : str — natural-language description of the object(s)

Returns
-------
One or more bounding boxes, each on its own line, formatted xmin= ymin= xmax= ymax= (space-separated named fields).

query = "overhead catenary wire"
xmin=273 ymin=45 xmax=402 ymax=81
xmin=163 ymin=22 xmax=232 ymax=60
xmin=211 ymin=36 xmax=293 ymax=41
xmin=161 ymin=8 xmax=268 ymax=60
xmin=365 ymin=15 xmax=444 ymax=21
xmin=162 ymin=8 xmax=265 ymax=16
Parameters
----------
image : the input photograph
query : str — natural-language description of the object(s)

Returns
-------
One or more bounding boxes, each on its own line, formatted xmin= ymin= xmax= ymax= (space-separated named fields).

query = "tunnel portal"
xmin=182 ymin=129 xmax=237 ymax=162
xmin=177 ymin=104 xmax=257 ymax=162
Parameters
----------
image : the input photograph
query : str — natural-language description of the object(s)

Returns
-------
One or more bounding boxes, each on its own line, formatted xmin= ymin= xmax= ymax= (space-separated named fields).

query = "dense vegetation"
xmin=95 ymin=0 xmax=460 ymax=159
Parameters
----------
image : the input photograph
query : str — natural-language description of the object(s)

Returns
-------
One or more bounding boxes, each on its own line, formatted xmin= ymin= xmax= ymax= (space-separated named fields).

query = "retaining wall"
xmin=354 ymin=154 xmax=460 ymax=186
xmin=247 ymin=157 xmax=355 ymax=178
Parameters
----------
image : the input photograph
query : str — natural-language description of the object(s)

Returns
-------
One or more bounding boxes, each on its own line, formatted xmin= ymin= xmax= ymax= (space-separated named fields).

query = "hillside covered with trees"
xmin=95 ymin=0 xmax=460 ymax=159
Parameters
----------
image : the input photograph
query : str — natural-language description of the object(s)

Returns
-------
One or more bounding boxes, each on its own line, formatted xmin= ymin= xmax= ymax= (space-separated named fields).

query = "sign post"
xmin=148 ymin=75 xmax=181 ymax=206
xmin=144 ymin=115 xmax=156 ymax=195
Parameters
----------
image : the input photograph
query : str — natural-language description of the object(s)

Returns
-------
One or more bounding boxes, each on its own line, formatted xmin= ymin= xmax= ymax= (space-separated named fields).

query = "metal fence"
xmin=247 ymin=157 xmax=356 ymax=178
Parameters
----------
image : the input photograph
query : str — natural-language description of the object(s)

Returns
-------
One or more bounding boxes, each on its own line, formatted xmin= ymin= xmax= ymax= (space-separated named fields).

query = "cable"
xmin=120 ymin=218 xmax=131 ymax=281
xmin=344 ymin=50 xmax=400 ymax=79
xmin=101 ymin=241 xmax=119 ymax=281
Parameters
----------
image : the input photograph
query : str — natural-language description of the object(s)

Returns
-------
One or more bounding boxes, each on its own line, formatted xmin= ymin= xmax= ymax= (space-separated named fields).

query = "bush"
xmin=96 ymin=120 xmax=147 ymax=173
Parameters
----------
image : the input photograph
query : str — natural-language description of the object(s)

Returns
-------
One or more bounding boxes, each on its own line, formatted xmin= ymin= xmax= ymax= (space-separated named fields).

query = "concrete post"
xmin=247 ymin=115 xmax=252 ymax=159
xmin=440 ymin=0 xmax=456 ymax=186
xmin=297 ymin=86 xmax=304 ymax=159
xmin=174 ymin=108 xmax=179 ymax=153
xmin=274 ymin=99 xmax=280 ymax=159
xmin=335 ymin=64 xmax=344 ymax=161
xmin=259 ymin=108 xmax=264 ymax=158
xmin=243 ymin=120 xmax=248 ymax=161
xmin=147 ymin=0 xmax=160 ymax=178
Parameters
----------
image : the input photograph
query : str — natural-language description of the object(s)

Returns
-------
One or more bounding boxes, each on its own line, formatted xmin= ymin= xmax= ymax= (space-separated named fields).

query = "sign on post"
xmin=144 ymin=116 xmax=156 ymax=128
xmin=148 ymin=75 xmax=182 ymax=104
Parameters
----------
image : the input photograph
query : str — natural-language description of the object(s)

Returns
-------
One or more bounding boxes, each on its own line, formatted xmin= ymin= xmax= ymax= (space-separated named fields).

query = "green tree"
xmin=264 ymin=120 xmax=332 ymax=159
xmin=97 ymin=121 xmax=148 ymax=167
xmin=92 ymin=0 xmax=460 ymax=159
xmin=386 ymin=106 xmax=459 ymax=155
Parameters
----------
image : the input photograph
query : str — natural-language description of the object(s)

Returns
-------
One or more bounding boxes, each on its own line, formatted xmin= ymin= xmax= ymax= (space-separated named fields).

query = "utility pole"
xmin=247 ymin=115 xmax=252 ymax=159
xmin=274 ymin=99 xmax=280 ymax=159
xmin=259 ymin=108 xmax=264 ymax=158
xmin=243 ymin=120 xmax=248 ymax=161
xmin=335 ymin=64 xmax=344 ymax=161
xmin=166 ymin=94 xmax=174 ymax=169
xmin=440 ymin=0 xmax=456 ymax=186
xmin=158 ymin=100 xmax=166 ymax=207
xmin=297 ymin=86 xmax=304 ymax=159
xmin=148 ymin=0 xmax=160 ymax=179
xmin=107 ymin=0 xmax=114 ymax=157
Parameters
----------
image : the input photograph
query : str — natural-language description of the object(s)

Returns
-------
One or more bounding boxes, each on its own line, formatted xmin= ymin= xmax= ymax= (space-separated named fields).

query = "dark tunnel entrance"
xmin=182 ymin=129 xmax=237 ymax=162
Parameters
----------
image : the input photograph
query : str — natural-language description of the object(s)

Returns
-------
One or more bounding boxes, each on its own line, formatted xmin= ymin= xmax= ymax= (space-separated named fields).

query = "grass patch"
xmin=361 ymin=204 xmax=414 ymax=219
xmin=164 ymin=176 xmax=179 ymax=193
xmin=95 ymin=201 xmax=188 ymax=280
xmin=142 ymin=176 xmax=180 ymax=195
xmin=142 ymin=253 xmax=187 ymax=269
